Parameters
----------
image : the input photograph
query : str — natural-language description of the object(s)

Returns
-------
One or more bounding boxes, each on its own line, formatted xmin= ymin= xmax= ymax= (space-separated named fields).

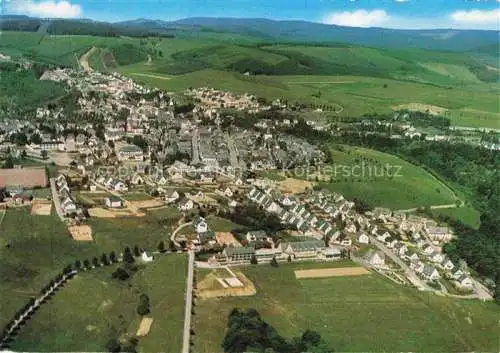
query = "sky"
xmin=2 ymin=0 xmax=500 ymax=30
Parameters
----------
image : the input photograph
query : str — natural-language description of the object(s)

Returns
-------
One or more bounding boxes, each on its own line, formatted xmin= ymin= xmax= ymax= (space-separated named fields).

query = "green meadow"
xmin=11 ymin=254 xmax=187 ymax=352
xmin=193 ymin=261 xmax=500 ymax=353
xmin=0 ymin=206 xmax=180 ymax=329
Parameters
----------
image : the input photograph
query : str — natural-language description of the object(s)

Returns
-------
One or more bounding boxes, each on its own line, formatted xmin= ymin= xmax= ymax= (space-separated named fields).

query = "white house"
xmin=178 ymin=199 xmax=194 ymax=211
xmin=165 ymin=190 xmax=180 ymax=203
xmin=195 ymin=217 xmax=208 ymax=234
xmin=223 ymin=187 xmax=233 ymax=198
xmin=357 ymin=232 xmax=370 ymax=244
xmin=364 ymin=249 xmax=385 ymax=267
xmin=105 ymin=196 xmax=123 ymax=208
xmin=430 ymin=252 xmax=444 ymax=263
xmin=440 ymin=258 xmax=455 ymax=271
xmin=456 ymin=275 xmax=473 ymax=290
xmin=422 ymin=264 xmax=440 ymax=281
xmin=422 ymin=244 xmax=434 ymax=256
xmin=141 ymin=251 xmax=153 ymax=263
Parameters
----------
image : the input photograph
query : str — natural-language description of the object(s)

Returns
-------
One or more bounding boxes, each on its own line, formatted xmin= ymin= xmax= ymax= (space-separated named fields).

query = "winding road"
xmin=171 ymin=221 xmax=193 ymax=248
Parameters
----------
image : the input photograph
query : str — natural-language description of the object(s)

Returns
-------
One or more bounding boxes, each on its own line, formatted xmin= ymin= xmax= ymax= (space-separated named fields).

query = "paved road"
xmin=370 ymin=237 xmax=431 ymax=291
xmin=192 ymin=129 xmax=200 ymax=165
xmin=182 ymin=251 xmax=195 ymax=353
xmin=49 ymin=178 xmax=65 ymax=222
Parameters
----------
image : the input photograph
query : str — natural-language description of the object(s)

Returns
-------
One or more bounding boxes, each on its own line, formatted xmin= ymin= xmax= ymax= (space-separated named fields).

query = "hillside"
xmin=2 ymin=15 xmax=499 ymax=51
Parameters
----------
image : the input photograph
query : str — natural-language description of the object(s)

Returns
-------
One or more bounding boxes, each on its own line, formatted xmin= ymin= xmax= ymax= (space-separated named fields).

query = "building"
xmin=422 ymin=264 xmax=440 ymax=281
xmin=456 ymin=275 xmax=473 ymax=290
xmin=426 ymin=226 xmax=453 ymax=243
xmin=255 ymin=248 xmax=283 ymax=262
xmin=165 ymin=190 xmax=180 ymax=203
xmin=117 ymin=145 xmax=144 ymax=161
xmin=282 ymin=240 xmax=325 ymax=259
xmin=178 ymin=199 xmax=194 ymax=211
xmin=364 ymin=249 xmax=385 ymax=267
xmin=357 ymin=232 xmax=370 ymax=244
xmin=105 ymin=196 xmax=123 ymax=208
xmin=221 ymin=246 xmax=256 ymax=263
xmin=245 ymin=230 xmax=271 ymax=243
xmin=195 ymin=217 xmax=208 ymax=234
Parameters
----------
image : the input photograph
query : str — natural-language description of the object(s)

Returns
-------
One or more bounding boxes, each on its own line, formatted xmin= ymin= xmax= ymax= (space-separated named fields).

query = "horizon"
xmin=2 ymin=0 xmax=500 ymax=31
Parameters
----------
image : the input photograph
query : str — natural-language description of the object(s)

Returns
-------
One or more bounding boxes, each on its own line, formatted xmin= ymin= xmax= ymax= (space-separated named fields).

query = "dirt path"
xmin=130 ymin=72 xmax=170 ymax=80
xmin=79 ymin=47 xmax=97 ymax=72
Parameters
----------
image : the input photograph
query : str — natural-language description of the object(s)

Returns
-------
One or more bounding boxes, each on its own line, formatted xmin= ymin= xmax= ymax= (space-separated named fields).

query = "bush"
xmin=111 ymin=268 xmax=130 ymax=281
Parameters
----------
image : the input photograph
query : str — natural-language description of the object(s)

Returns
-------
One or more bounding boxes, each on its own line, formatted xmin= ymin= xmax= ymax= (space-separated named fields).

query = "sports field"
xmin=192 ymin=261 xmax=499 ymax=353
xmin=11 ymin=254 xmax=187 ymax=352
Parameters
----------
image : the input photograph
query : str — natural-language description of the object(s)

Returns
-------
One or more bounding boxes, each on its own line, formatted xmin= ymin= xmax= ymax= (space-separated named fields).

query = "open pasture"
xmin=11 ymin=255 xmax=187 ymax=352
xmin=193 ymin=261 xmax=499 ymax=353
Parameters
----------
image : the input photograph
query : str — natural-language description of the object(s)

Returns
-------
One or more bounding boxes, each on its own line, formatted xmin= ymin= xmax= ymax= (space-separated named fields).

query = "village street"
xmin=369 ymin=237 xmax=432 ymax=291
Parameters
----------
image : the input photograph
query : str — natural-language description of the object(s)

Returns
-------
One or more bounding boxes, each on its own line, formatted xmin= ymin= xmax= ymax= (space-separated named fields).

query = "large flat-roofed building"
xmin=0 ymin=168 xmax=47 ymax=189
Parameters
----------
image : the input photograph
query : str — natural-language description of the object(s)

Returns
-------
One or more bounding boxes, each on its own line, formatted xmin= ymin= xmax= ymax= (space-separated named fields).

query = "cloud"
xmin=7 ymin=0 xmax=82 ymax=18
xmin=450 ymin=8 xmax=500 ymax=27
xmin=323 ymin=9 xmax=390 ymax=27
xmin=394 ymin=0 xmax=409 ymax=3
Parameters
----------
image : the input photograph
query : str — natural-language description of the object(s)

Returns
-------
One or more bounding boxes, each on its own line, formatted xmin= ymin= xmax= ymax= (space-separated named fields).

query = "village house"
xmin=426 ymin=226 xmax=453 ymax=243
xmin=440 ymin=258 xmax=455 ymax=271
xmin=197 ymin=231 xmax=217 ymax=246
xmin=357 ymin=232 xmax=370 ymax=244
xmin=165 ymin=190 xmax=180 ymax=203
xmin=195 ymin=217 xmax=209 ymax=234
xmin=178 ymin=198 xmax=194 ymax=211
xmin=105 ymin=196 xmax=123 ymax=208
xmin=455 ymin=275 xmax=473 ymax=290
xmin=245 ymin=230 xmax=272 ymax=243
xmin=364 ymin=249 xmax=385 ymax=267
xmin=421 ymin=264 xmax=440 ymax=281
xmin=117 ymin=145 xmax=144 ymax=161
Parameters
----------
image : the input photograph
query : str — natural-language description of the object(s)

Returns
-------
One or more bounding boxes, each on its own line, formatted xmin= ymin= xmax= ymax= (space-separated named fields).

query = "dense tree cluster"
xmin=222 ymin=308 xmax=333 ymax=353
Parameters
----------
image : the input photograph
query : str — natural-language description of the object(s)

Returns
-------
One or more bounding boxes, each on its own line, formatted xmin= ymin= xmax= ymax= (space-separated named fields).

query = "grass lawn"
xmin=122 ymin=192 xmax=154 ymax=201
xmin=30 ymin=188 xmax=52 ymax=199
xmin=427 ymin=205 xmax=482 ymax=229
xmin=313 ymin=145 xmax=458 ymax=210
xmin=193 ymin=261 xmax=499 ymax=353
xmin=11 ymin=254 xmax=187 ymax=352
xmin=0 ymin=208 xmax=101 ymax=329
xmin=206 ymin=216 xmax=244 ymax=232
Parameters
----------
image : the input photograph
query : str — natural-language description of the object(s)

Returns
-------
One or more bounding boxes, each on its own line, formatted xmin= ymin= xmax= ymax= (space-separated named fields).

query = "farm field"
xmin=11 ymin=254 xmax=187 ymax=352
xmin=192 ymin=261 xmax=499 ymax=353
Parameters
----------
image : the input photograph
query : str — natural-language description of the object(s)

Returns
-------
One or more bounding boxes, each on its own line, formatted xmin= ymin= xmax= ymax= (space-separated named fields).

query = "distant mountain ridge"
xmin=1 ymin=15 xmax=498 ymax=52
xmin=116 ymin=17 xmax=499 ymax=52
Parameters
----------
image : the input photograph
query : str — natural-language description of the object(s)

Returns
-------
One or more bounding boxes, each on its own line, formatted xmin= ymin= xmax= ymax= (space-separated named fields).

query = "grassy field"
xmin=2 ymin=31 xmax=497 ymax=128
xmin=308 ymin=145 xmax=457 ymax=210
xmin=11 ymin=254 xmax=187 ymax=352
xmin=427 ymin=205 xmax=482 ymax=229
xmin=117 ymin=67 xmax=499 ymax=129
xmin=193 ymin=261 xmax=499 ymax=353
xmin=0 ymin=206 xmax=180 ymax=329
